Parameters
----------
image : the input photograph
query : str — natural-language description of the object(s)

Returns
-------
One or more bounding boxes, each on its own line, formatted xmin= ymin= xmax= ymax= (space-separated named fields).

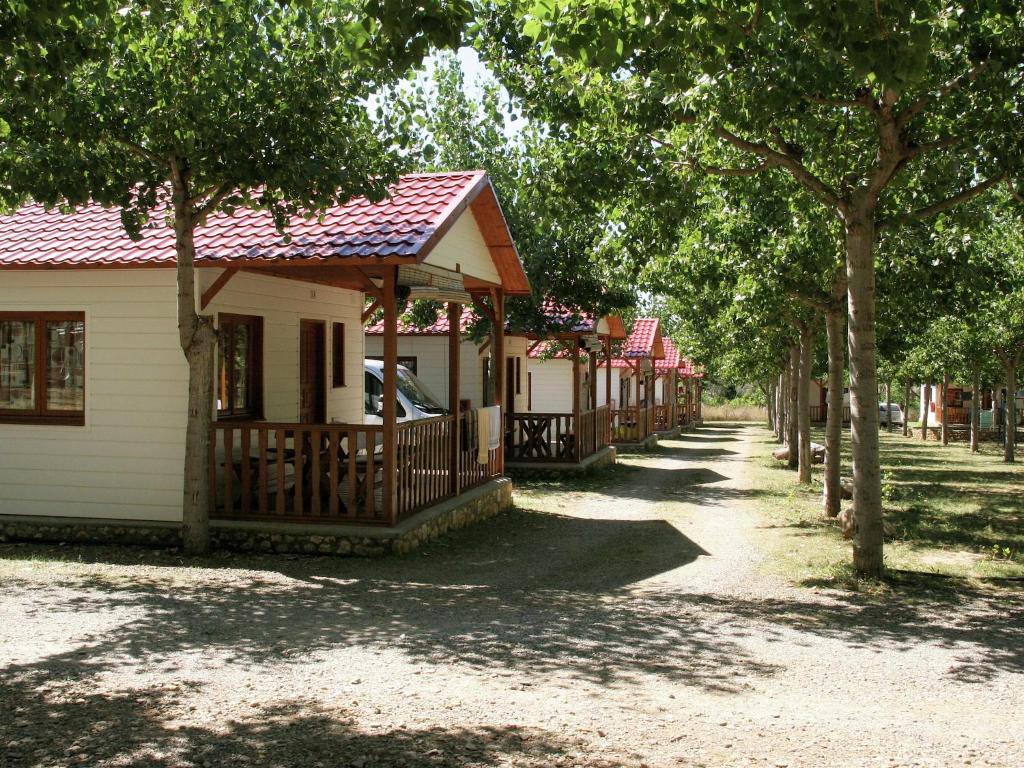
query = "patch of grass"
xmin=751 ymin=428 xmax=1024 ymax=590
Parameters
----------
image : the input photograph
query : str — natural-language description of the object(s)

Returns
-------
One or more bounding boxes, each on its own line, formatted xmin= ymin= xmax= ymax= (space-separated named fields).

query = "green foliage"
xmin=409 ymin=54 xmax=644 ymax=328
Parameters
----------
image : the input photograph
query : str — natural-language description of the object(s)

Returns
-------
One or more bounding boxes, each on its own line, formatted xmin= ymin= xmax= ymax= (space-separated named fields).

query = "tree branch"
xmin=713 ymin=125 xmax=847 ymax=214
xmin=897 ymin=61 xmax=991 ymax=129
xmin=194 ymin=182 xmax=234 ymax=225
xmin=110 ymin=135 xmax=166 ymax=167
xmin=877 ymin=174 xmax=1005 ymax=233
xmin=741 ymin=2 xmax=762 ymax=36
xmin=676 ymin=158 xmax=776 ymax=177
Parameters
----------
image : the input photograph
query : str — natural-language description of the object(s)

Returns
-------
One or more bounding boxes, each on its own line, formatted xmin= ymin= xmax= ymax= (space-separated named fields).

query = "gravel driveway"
xmin=1 ymin=424 xmax=1021 ymax=767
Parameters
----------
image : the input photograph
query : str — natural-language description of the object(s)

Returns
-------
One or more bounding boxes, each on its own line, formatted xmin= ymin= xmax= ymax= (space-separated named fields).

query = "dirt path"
xmin=1 ymin=424 xmax=1022 ymax=767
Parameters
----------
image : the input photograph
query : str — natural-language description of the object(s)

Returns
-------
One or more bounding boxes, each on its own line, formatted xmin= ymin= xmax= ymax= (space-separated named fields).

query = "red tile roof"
xmin=365 ymin=305 xmax=476 ymax=335
xmin=538 ymin=299 xmax=597 ymax=334
xmin=0 ymin=172 xmax=491 ymax=268
xmin=621 ymin=317 xmax=662 ymax=358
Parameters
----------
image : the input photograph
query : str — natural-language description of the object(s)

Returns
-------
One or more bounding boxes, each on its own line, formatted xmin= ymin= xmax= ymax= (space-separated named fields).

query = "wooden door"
xmin=299 ymin=320 xmax=326 ymax=424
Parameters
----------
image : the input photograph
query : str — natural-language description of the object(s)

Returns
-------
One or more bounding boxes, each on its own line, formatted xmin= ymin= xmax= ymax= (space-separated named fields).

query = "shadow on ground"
xmin=2 ymin=423 xmax=1022 ymax=768
xmin=1 ymin=683 xmax=582 ymax=768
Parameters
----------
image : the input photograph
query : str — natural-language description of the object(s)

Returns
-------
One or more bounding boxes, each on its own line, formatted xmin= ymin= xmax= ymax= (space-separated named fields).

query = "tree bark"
xmin=776 ymin=371 xmax=786 ymax=443
xmin=970 ymin=366 xmax=981 ymax=453
xmin=1001 ymin=353 xmax=1018 ymax=463
xmin=767 ymin=377 xmax=775 ymax=432
xmin=823 ymin=308 xmax=844 ymax=517
xmin=885 ymin=381 xmax=892 ymax=432
xmin=921 ymin=379 xmax=932 ymax=441
xmin=171 ymin=164 xmax=217 ymax=555
xmin=845 ymin=213 xmax=883 ymax=577
xmin=941 ymin=370 xmax=950 ymax=446
xmin=902 ymin=381 xmax=911 ymax=437
xmin=787 ymin=344 xmax=799 ymax=469
xmin=797 ymin=323 xmax=814 ymax=484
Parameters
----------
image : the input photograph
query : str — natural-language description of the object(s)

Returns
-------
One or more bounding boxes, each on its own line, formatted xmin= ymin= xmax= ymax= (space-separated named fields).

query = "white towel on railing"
xmin=477 ymin=405 xmax=501 ymax=463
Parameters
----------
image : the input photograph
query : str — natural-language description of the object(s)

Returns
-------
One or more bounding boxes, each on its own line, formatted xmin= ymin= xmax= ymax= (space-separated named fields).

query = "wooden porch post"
xmin=572 ymin=338 xmax=581 ymax=460
xmin=670 ymin=370 xmax=677 ymax=427
xmin=634 ymin=361 xmax=643 ymax=439
xmin=493 ymin=288 xmax=506 ymax=474
xmin=381 ymin=268 xmax=398 ymax=524
xmin=448 ymin=301 xmax=461 ymax=496
xmin=604 ymin=335 xmax=612 ymax=406
xmin=589 ymin=343 xmax=598 ymax=452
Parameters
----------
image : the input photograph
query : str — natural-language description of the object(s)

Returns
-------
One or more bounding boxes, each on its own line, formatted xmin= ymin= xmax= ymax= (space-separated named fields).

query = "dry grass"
xmin=749 ymin=426 xmax=1024 ymax=587
xmin=703 ymin=404 xmax=767 ymax=422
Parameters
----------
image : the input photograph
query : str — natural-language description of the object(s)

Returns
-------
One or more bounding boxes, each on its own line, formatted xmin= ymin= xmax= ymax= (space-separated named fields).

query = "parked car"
xmin=363 ymin=359 xmax=449 ymax=424
xmin=879 ymin=402 xmax=904 ymax=427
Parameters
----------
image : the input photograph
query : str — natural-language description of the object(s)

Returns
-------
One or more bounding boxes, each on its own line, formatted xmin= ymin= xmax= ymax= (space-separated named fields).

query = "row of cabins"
xmin=0 ymin=171 xmax=701 ymax=551
xmin=804 ymin=380 xmax=1022 ymax=430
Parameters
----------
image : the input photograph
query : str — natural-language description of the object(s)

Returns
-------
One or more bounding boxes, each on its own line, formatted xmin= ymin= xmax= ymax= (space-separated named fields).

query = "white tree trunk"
xmin=172 ymin=169 xmax=217 ymax=555
xmin=798 ymin=323 xmax=814 ymax=484
xmin=970 ymin=367 xmax=981 ymax=453
xmin=921 ymin=380 xmax=932 ymax=442
xmin=787 ymin=344 xmax=799 ymax=470
xmin=1003 ymin=355 xmax=1018 ymax=463
xmin=902 ymin=381 xmax=911 ymax=437
xmin=823 ymin=308 xmax=844 ymax=517
xmin=845 ymin=214 xmax=883 ymax=577
xmin=941 ymin=371 xmax=950 ymax=446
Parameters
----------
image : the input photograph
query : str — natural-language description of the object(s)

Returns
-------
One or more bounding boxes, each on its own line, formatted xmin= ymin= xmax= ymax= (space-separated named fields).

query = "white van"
xmin=363 ymin=359 xmax=449 ymax=425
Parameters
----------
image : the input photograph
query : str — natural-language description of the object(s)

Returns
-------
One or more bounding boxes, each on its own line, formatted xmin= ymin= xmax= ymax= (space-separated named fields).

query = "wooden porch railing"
xmin=211 ymin=414 xmax=501 ymax=527
xmin=610 ymin=405 xmax=653 ymax=443
xmin=507 ymin=408 xmax=610 ymax=463
xmin=654 ymin=404 xmax=670 ymax=431
xmin=810 ymin=405 xmax=826 ymax=423
xmin=210 ymin=422 xmax=386 ymax=524
xmin=595 ymin=404 xmax=611 ymax=449
xmin=459 ymin=409 xmax=500 ymax=489
xmin=396 ymin=415 xmax=452 ymax=522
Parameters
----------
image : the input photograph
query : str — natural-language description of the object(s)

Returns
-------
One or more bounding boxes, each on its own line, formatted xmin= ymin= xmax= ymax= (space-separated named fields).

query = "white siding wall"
xmin=203 ymin=269 xmax=364 ymax=424
xmin=529 ymin=359 xmax=574 ymax=413
xmin=365 ymin=335 xmax=485 ymax=408
xmin=423 ymin=210 xmax=501 ymax=285
xmin=0 ymin=269 xmax=187 ymax=521
xmin=596 ymin=367 xmax=622 ymax=409
xmin=365 ymin=333 xmax=529 ymax=413
xmin=0 ymin=267 xmax=364 ymax=523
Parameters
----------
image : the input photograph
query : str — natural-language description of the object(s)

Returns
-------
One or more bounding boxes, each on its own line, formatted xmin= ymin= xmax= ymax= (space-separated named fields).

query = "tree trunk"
xmin=823 ymin=308 xmax=844 ymax=517
xmin=885 ymin=381 xmax=892 ymax=432
xmin=787 ymin=344 xmax=799 ymax=469
xmin=171 ymin=167 xmax=217 ymax=555
xmin=941 ymin=371 xmax=950 ymax=446
xmin=777 ymin=371 xmax=786 ymax=443
xmin=797 ymin=324 xmax=814 ymax=483
xmin=1002 ymin=354 xmax=1018 ymax=463
xmin=921 ymin=380 xmax=932 ymax=441
xmin=902 ymin=381 xmax=910 ymax=437
xmin=767 ymin=377 xmax=776 ymax=431
xmin=845 ymin=214 xmax=883 ymax=577
xmin=970 ymin=366 xmax=981 ymax=453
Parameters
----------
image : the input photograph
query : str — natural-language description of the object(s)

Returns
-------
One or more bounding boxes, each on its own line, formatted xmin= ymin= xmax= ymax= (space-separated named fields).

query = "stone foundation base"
xmin=656 ymin=426 xmax=681 ymax=440
xmin=506 ymin=445 xmax=616 ymax=479
xmin=612 ymin=433 xmax=660 ymax=452
xmin=0 ymin=478 xmax=513 ymax=558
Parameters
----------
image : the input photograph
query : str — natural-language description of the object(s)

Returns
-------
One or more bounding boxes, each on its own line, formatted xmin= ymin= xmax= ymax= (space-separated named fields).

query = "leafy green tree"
xmin=2 ymin=0 xmax=469 ymax=552
xmin=481 ymin=1 xmax=1024 ymax=576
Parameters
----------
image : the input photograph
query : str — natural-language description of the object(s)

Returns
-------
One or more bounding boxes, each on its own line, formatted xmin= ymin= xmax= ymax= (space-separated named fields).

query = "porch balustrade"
xmin=610 ymin=405 xmax=654 ymax=443
xmin=210 ymin=413 xmax=500 ymax=527
xmin=654 ymin=404 xmax=670 ymax=431
xmin=507 ymin=406 xmax=611 ymax=463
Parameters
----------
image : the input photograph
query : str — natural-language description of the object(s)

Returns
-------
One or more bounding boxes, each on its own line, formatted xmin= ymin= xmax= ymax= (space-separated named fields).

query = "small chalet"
xmin=508 ymin=305 xmax=626 ymax=469
xmin=598 ymin=317 xmax=666 ymax=448
xmin=364 ymin=305 xmax=530 ymax=414
xmin=653 ymin=337 xmax=702 ymax=432
xmin=0 ymin=171 xmax=530 ymax=552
